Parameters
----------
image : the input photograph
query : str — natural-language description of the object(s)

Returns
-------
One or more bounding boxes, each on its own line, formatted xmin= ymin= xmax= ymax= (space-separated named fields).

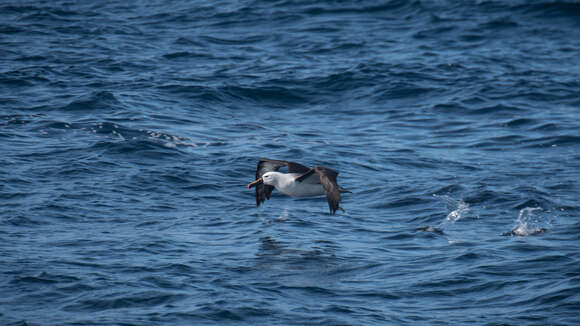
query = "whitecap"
xmin=502 ymin=207 xmax=549 ymax=236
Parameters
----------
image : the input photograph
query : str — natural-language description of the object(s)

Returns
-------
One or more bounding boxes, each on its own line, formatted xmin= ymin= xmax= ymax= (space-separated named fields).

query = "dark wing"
xmin=295 ymin=166 xmax=341 ymax=214
xmin=256 ymin=159 xmax=310 ymax=178
xmin=254 ymin=159 xmax=311 ymax=207
xmin=294 ymin=168 xmax=316 ymax=183
xmin=314 ymin=166 xmax=340 ymax=214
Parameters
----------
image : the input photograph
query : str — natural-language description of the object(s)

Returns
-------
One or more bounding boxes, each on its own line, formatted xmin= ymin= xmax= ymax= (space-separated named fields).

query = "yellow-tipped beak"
xmin=247 ymin=178 xmax=263 ymax=189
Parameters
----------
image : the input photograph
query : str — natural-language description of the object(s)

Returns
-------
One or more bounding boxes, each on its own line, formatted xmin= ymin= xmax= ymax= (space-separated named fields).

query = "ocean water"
xmin=1 ymin=0 xmax=579 ymax=325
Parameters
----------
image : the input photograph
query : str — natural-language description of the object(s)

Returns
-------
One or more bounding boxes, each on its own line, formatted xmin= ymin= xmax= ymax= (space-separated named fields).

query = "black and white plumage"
xmin=247 ymin=159 xmax=347 ymax=214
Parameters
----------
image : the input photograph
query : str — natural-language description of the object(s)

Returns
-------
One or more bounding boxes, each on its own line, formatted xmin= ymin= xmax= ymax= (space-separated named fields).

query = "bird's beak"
xmin=247 ymin=177 xmax=263 ymax=189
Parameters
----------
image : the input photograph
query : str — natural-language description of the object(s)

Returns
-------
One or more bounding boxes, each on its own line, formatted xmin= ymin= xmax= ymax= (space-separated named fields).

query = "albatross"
xmin=247 ymin=159 xmax=348 ymax=214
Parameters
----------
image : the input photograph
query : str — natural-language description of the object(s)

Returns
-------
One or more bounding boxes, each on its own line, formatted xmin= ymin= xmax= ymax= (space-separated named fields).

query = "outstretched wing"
xmin=314 ymin=166 xmax=340 ymax=214
xmin=254 ymin=159 xmax=310 ymax=207
xmin=294 ymin=166 xmax=341 ymax=214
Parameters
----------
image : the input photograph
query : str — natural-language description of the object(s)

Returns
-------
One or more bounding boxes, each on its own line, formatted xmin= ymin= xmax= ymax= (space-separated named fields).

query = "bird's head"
xmin=247 ymin=172 xmax=277 ymax=189
xmin=261 ymin=172 xmax=276 ymax=185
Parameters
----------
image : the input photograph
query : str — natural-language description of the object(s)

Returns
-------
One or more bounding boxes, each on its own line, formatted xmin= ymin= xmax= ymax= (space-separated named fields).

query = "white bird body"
xmin=262 ymin=172 xmax=325 ymax=197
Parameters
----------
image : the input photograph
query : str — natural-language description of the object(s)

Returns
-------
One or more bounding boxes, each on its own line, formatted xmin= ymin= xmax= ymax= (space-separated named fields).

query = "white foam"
xmin=510 ymin=207 xmax=547 ymax=236
xmin=434 ymin=195 xmax=470 ymax=223
xmin=446 ymin=199 xmax=469 ymax=222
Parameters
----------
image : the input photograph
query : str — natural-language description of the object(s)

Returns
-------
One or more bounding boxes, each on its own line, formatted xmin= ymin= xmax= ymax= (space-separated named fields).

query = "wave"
xmin=56 ymin=91 xmax=122 ymax=112
xmin=63 ymin=291 xmax=186 ymax=312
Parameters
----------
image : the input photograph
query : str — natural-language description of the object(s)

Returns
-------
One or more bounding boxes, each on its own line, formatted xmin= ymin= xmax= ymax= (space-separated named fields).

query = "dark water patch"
xmin=503 ymin=118 xmax=537 ymax=128
xmin=162 ymin=51 xmax=213 ymax=60
xmin=377 ymin=83 xmax=437 ymax=101
xmin=90 ymin=139 xmax=183 ymax=158
xmin=373 ymin=197 xmax=425 ymax=210
xmin=63 ymin=291 xmax=186 ymax=312
xmin=200 ymin=34 xmax=271 ymax=46
xmin=480 ymin=16 xmax=519 ymax=30
xmin=157 ymin=84 xmax=230 ymax=103
xmin=453 ymin=251 xmax=482 ymax=262
xmin=522 ymin=135 xmax=580 ymax=148
xmin=192 ymin=307 xmax=244 ymax=322
xmin=10 ymin=272 xmax=81 ymax=286
xmin=4 ymin=321 xmax=41 ymax=326
xmin=459 ymin=32 xmax=487 ymax=43
xmin=0 ymin=190 xmax=34 ymax=200
xmin=432 ymin=102 xmax=469 ymax=113
xmin=0 ymin=76 xmax=34 ymax=88
xmin=514 ymin=285 xmax=580 ymax=308
xmin=466 ymin=134 xmax=535 ymax=149
xmin=469 ymin=104 xmax=526 ymax=116
xmin=518 ymin=1 xmax=580 ymax=20
xmin=84 ymin=120 xmax=201 ymax=151
xmin=533 ymin=123 xmax=559 ymax=131
xmin=290 ymin=69 xmax=381 ymax=95
xmin=1 ymin=214 xmax=48 ymax=227
xmin=432 ymin=184 xmax=464 ymax=196
xmin=223 ymin=85 xmax=308 ymax=105
xmin=15 ymin=54 xmax=50 ymax=62
xmin=303 ymin=1 xmax=423 ymax=16
xmin=57 ymin=91 xmax=122 ymax=113
xmin=389 ymin=156 xmax=438 ymax=169
xmin=512 ymin=199 xmax=545 ymax=210
xmin=279 ymin=284 xmax=336 ymax=297
xmin=39 ymin=120 xmax=76 ymax=131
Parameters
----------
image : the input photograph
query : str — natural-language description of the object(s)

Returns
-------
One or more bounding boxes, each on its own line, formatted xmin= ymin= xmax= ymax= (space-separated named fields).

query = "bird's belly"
xmin=280 ymin=183 xmax=325 ymax=197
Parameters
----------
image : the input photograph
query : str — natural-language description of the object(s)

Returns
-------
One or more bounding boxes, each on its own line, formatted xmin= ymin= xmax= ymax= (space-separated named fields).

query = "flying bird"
xmin=247 ymin=159 xmax=348 ymax=214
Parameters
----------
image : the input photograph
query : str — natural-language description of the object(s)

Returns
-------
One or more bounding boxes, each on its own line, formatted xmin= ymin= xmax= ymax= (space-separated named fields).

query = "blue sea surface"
xmin=1 ymin=1 xmax=579 ymax=325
